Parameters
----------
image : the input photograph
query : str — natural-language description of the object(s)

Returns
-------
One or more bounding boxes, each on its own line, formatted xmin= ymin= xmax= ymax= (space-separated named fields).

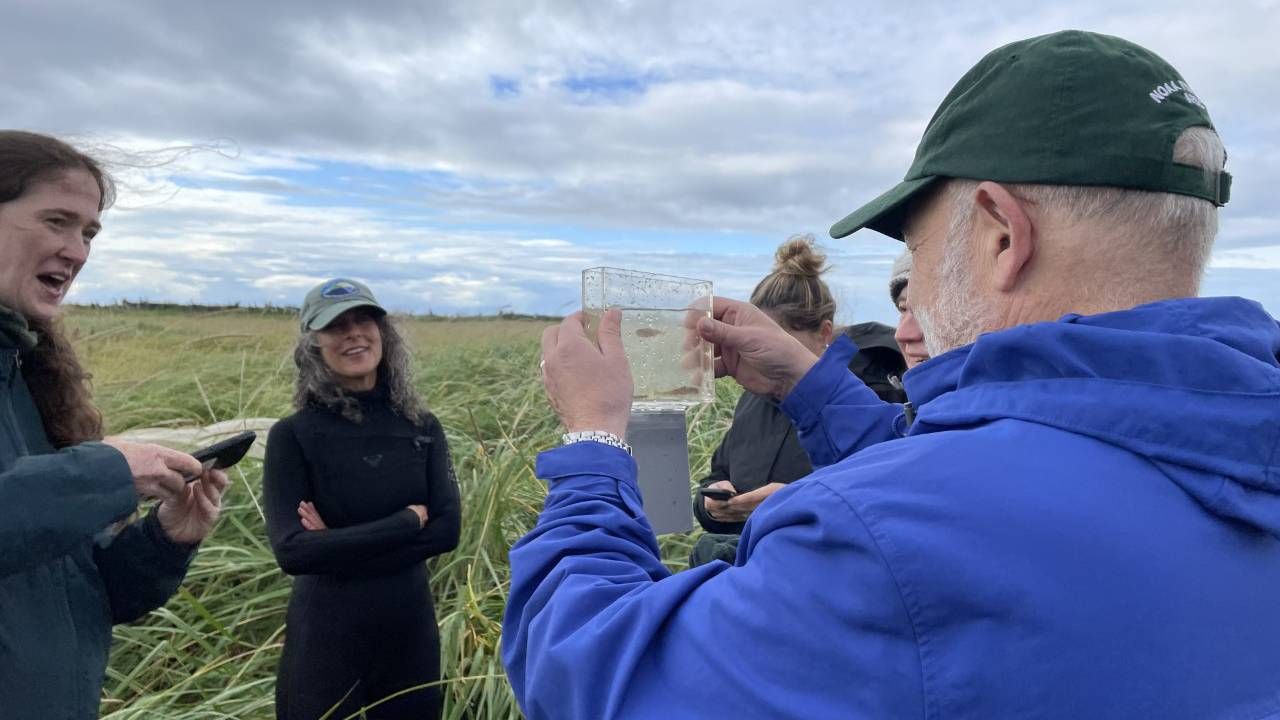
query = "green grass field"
xmin=66 ymin=305 xmax=739 ymax=719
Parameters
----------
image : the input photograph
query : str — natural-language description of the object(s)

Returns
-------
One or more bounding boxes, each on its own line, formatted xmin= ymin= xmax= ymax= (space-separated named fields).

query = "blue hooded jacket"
xmin=502 ymin=297 xmax=1280 ymax=719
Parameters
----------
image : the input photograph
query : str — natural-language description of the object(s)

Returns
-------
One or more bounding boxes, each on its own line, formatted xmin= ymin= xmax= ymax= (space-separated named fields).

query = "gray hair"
xmin=291 ymin=314 xmax=426 ymax=424
xmin=911 ymin=126 xmax=1225 ymax=357
xmin=942 ymin=126 xmax=1225 ymax=292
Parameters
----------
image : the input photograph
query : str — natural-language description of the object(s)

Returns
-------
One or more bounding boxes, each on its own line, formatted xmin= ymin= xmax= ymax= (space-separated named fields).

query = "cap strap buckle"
xmin=1213 ymin=170 xmax=1232 ymax=207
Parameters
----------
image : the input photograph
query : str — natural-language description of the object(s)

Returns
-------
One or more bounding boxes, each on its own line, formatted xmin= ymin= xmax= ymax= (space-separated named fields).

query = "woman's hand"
xmin=407 ymin=504 xmax=428 ymax=528
xmin=705 ymin=482 xmax=786 ymax=522
xmin=297 ymin=501 xmax=328 ymax=531
xmin=702 ymin=480 xmax=742 ymax=521
xmin=297 ymin=502 xmax=427 ymax=531
xmin=155 ymin=468 xmax=231 ymax=545
xmin=103 ymin=439 xmax=204 ymax=504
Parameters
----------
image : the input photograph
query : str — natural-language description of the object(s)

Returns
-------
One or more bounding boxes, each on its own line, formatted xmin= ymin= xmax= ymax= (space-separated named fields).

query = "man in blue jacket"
xmin=503 ymin=30 xmax=1280 ymax=719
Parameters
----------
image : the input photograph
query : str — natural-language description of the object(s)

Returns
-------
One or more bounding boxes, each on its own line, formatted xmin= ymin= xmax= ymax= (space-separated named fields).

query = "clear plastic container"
xmin=582 ymin=267 xmax=714 ymax=411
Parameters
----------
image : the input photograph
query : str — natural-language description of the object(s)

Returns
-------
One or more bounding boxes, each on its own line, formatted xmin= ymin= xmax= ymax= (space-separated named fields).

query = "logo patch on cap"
xmin=321 ymin=280 xmax=360 ymax=298
xmin=1148 ymin=78 xmax=1205 ymax=110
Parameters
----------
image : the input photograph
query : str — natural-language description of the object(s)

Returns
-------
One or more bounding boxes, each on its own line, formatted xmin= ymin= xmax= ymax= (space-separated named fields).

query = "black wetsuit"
xmin=264 ymin=386 xmax=460 ymax=720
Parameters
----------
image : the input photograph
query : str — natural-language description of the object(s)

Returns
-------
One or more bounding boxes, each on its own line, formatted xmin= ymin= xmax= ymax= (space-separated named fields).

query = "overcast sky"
xmin=4 ymin=0 xmax=1278 ymax=324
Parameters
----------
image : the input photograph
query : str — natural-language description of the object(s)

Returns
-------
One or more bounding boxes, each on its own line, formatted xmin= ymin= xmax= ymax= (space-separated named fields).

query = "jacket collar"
xmin=0 ymin=304 xmax=37 ymax=352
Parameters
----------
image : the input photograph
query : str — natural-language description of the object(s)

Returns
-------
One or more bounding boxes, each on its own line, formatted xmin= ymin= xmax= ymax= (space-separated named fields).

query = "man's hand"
xmin=705 ymin=481 xmax=786 ymax=522
xmin=541 ymin=309 xmax=633 ymax=438
xmin=696 ymin=298 xmax=821 ymax=401
xmin=104 ymin=439 xmax=204 ymax=504
xmin=155 ymin=469 xmax=231 ymax=545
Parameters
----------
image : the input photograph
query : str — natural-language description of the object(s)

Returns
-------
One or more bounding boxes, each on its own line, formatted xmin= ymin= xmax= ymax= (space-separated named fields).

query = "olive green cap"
xmin=831 ymin=30 xmax=1231 ymax=241
xmin=300 ymin=278 xmax=386 ymax=331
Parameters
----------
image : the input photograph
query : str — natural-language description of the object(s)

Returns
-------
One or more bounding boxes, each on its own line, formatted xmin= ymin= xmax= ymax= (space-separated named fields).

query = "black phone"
xmin=698 ymin=486 xmax=737 ymax=502
xmin=187 ymin=431 xmax=257 ymax=482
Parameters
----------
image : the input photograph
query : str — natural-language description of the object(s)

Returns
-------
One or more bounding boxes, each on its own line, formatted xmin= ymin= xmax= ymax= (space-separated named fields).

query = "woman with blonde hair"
xmin=691 ymin=235 xmax=903 ymax=565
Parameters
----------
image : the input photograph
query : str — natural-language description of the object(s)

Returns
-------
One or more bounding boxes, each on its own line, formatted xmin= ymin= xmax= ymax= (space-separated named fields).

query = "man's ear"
xmin=972 ymin=181 xmax=1034 ymax=293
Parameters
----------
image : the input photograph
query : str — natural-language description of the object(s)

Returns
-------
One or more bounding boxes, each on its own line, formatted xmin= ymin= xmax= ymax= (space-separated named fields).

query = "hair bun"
xmin=773 ymin=233 xmax=828 ymax=278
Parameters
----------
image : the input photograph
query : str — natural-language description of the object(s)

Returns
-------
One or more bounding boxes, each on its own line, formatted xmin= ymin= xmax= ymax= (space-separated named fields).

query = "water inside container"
xmin=582 ymin=268 xmax=714 ymax=410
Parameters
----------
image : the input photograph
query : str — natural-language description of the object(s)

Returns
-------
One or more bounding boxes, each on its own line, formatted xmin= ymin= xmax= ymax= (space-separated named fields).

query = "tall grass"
xmin=66 ymin=306 xmax=738 ymax=719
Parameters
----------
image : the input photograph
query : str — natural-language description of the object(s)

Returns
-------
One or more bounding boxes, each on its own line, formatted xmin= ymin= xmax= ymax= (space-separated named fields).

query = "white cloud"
xmin=512 ymin=239 xmax=573 ymax=248
xmin=1210 ymin=245 xmax=1280 ymax=270
xmin=69 ymin=257 xmax=210 ymax=304
xmin=250 ymin=274 xmax=330 ymax=291
xmin=2 ymin=0 xmax=1276 ymax=318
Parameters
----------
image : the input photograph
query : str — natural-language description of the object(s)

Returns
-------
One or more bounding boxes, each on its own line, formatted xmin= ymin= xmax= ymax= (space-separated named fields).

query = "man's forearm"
xmin=503 ymin=442 xmax=670 ymax=703
xmin=780 ymin=336 xmax=905 ymax=468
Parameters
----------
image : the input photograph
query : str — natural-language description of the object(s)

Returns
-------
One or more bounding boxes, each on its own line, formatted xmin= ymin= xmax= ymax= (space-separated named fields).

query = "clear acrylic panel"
xmin=581 ymin=267 xmax=714 ymax=410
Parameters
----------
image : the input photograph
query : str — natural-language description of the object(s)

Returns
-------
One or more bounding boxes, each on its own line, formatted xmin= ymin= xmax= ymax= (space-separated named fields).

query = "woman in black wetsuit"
xmin=264 ymin=278 xmax=461 ymax=719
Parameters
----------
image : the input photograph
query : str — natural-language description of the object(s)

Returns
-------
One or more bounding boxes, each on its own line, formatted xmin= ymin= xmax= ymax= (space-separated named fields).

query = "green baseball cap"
xmin=830 ymin=30 xmax=1231 ymax=241
xmin=300 ymin=278 xmax=386 ymax=331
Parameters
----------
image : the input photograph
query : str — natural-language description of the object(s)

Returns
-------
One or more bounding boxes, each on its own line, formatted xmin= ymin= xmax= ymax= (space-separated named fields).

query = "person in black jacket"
xmin=264 ymin=278 xmax=461 ymax=720
xmin=691 ymin=236 xmax=904 ymax=566
xmin=841 ymin=320 xmax=908 ymax=402
xmin=0 ymin=131 xmax=229 ymax=720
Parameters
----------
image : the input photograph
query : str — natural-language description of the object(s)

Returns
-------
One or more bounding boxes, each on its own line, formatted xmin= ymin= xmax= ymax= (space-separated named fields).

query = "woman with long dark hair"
xmin=264 ymin=278 xmax=461 ymax=719
xmin=0 ymin=130 xmax=229 ymax=719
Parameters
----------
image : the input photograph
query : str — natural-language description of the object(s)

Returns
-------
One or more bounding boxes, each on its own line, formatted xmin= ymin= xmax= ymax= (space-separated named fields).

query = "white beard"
xmin=913 ymin=235 xmax=995 ymax=358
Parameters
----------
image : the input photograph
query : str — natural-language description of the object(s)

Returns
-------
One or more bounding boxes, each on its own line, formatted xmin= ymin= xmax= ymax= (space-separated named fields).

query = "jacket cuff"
xmin=536 ymin=442 xmax=637 ymax=484
xmin=780 ymin=335 xmax=859 ymax=430
xmin=536 ymin=442 xmax=645 ymax=518
xmin=80 ymin=441 xmax=143 ymax=519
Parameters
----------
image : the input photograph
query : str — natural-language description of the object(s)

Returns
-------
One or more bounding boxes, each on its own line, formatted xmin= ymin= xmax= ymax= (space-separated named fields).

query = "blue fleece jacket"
xmin=502 ymin=297 xmax=1280 ymax=719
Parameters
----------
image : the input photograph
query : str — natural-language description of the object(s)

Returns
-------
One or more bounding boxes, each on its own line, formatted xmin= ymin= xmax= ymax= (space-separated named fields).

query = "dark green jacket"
xmin=0 ymin=311 xmax=196 ymax=720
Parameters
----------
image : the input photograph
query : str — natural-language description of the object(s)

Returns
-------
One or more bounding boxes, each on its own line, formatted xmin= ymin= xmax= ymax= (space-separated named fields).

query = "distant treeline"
xmin=69 ymin=301 xmax=561 ymax=322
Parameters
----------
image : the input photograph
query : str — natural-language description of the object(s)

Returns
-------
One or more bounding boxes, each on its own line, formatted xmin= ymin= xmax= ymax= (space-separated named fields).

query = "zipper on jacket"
xmin=2 ymin=350 xmax=26 ymax=460
xmin=889 ymin=375 xmax=917 ymax=429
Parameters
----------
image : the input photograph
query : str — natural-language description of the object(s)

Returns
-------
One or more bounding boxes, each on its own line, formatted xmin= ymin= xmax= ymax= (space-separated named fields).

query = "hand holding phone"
xmin=103 ymin=439 xmax=205 ymax=503
xmin=187 ymin=431 xmax=257 ymax=482
xmin=698 ymin=486 xmax=737 ymax=502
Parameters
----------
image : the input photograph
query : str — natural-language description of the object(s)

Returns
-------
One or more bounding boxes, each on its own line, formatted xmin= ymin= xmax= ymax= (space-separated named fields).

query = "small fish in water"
xmin=635 ymin=328 xmax=663 ymax=338
xmin=662 ymin=386 xmax=700 ymax=395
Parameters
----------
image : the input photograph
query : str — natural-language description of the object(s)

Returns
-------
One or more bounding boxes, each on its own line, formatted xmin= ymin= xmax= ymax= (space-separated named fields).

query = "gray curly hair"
xmin=291 ymin=314 xmax=426 ymax=424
